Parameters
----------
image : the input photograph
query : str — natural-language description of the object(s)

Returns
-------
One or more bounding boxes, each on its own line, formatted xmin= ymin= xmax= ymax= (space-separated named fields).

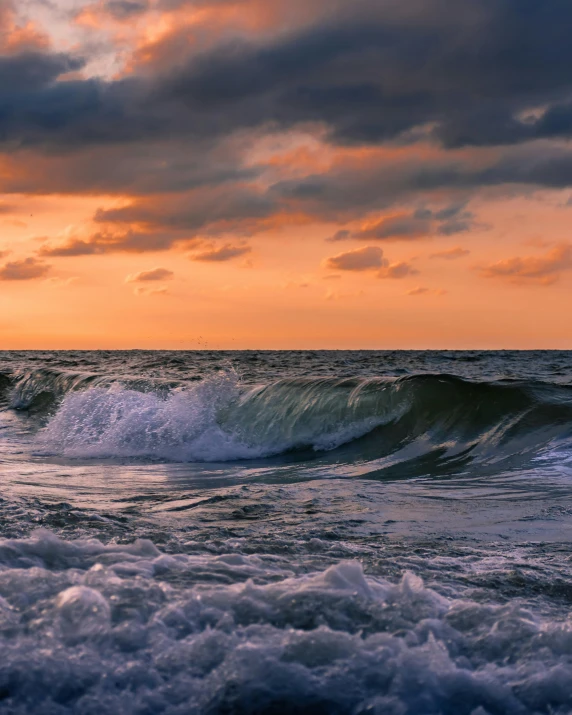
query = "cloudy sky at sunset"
xmin=2 ymin=0 xmax=572 ymax=348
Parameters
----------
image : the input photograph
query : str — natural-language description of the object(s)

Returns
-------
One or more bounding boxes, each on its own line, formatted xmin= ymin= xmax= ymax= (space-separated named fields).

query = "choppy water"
xmin=1 ymin=350 xmax=572 ymax=714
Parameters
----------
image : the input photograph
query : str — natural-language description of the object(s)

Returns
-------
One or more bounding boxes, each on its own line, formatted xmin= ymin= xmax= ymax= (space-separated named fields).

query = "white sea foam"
xmin=0 ymin=530 xmax=570 ymax=713
xmin=36 ymin=374 xmax=263 ymax=461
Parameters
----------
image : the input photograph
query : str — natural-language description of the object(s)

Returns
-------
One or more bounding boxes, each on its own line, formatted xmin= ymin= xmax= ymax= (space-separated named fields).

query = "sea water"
xmin=0 ymin=350 xmax=571 ymax=714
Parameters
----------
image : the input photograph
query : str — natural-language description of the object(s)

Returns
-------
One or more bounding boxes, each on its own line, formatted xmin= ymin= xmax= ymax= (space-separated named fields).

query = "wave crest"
xmin=31 ymin=372 xmax=572 ymax=467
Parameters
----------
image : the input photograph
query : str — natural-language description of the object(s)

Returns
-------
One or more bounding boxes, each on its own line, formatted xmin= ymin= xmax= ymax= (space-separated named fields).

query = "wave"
xmin=0 ymin=367 xmax=178 ymax=412
xmin=17 ymin=369 xmax=572 ymax=470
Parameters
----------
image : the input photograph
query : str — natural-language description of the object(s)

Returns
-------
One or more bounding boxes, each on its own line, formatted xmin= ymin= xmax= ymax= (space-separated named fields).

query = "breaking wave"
xmin=2 ymin=368 xmax=567 ymax=470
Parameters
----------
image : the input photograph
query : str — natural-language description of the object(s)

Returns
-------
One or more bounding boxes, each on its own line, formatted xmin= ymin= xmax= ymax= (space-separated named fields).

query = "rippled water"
xmin=0 ymin=351 xmax=572 ymax=714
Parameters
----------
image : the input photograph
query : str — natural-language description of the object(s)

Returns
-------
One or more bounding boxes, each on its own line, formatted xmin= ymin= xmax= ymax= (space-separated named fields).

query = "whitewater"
xmin=0 ymin=350 xmax=572 ymax=714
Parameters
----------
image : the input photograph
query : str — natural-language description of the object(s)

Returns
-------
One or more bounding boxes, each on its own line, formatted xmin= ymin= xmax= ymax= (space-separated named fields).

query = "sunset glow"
xmin=2 ymin=0 xmax=572 ymax=348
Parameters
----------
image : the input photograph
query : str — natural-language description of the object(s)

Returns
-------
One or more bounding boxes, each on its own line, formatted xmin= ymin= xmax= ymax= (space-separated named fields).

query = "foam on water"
xmin=35 ymin=374 xmax=261 ymax=462
xmin=0 ymin=530 xmax=570 ymax=714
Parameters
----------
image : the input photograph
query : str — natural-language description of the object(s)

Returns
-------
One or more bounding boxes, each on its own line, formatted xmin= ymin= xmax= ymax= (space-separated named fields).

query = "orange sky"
xmin=2 ymin=0 xmax=572 ymax=348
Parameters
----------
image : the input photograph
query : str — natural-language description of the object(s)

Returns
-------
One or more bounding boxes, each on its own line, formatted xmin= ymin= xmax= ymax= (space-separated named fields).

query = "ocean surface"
xmin=1 ymin=350 xmax=572 ymax=714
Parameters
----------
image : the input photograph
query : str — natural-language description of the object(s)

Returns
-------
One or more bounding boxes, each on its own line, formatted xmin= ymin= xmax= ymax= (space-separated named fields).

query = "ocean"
xmin=0 ymin=350 xmax=571 ymax=714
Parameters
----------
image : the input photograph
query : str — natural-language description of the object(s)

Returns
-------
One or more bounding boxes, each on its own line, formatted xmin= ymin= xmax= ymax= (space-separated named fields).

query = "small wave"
xmin=0 ymin=367 xmax=178 ymax=413
xmin=32 ymin=372 xmax=572 ymax=469
xmin=1 ymin=368 xmax=109 ymax=412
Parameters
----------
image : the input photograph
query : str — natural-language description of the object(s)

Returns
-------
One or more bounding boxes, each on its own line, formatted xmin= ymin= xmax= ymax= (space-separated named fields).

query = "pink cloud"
xmin=479 ymin=244 xmax=572 ymax=285
xmin=190 ymin=244 xmax=252 ymax=262
xmin=126 ymin=267 xmax=174 ymax=282
xmin=325 ymin=246 xmax=386 ymax=271
xmin=378 ymin=261 xmax=418 ymax=279
xmin=0 ymin=257 xmax=51 ymax=281
xmin=430 ymin=247 xmax=470 ymax=260
xmin=407 ymin=286 xmax=448 ymax=296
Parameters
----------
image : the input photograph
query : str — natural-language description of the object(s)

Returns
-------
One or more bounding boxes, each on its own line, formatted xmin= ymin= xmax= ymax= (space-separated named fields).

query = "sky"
xmin=2 ymin=0 xmax=572 ymax=349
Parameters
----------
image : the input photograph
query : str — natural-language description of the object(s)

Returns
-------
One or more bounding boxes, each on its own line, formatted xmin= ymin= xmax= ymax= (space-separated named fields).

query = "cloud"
xmin=479 ymin=244 xmax=572 ymax=285
xmin=325 ymin=288 xmax=367 ymax=301
xmin=407 ymin=286 xmax=447 ymax=296
xmin=3 ymin=0 xmax=572 ymax=156
xmin=324 ymin=247 xmax=418 ymax=278
xmin=94 ymin=186 xmax=275 ymax=233
xmin=408 ymin=287 xmax=429 ymax=296
xmin=430 ymin=247 xmax=471 ymax=260
xmin=325 ymin=246 xmax=387 ymax=271
xmin=0 ymin=257 xmax=51 ymax=280
xmin=377 ymin=261 xmax=418 ymax=279
xmin=151 ymin=0 xmax=572 ymax=149
xmin=327 ymin=229 xmax=352 ymax=242
xmin=134 ymin=286 xmax=169 ymax=296
xmin=104 ymin=0 xmax=149 ymax=19
xmin=39 ymin=230 xmax=191 ymax=256
xmin=190 ymin=244 xmax=252 ymax=262
xmin=126 ymin=267 xmax=174 ymax=282
xmin=0 ymin=52 xmax=82 ymax=94
xmin=21 ymin=142 xmax=572 ymax=258
xmin=283 ymin=280 xmax=311 ymax=290
xmin=3 ymin=0 xmax=572 ymax=269
xmin=357 ymin=215 xmax=433 ymax=241
xmin=327 ymin=203 xmax=476 ymax=242
xmin=45 ymin=276 xmax=78 ymax=287
xmin=39 ymin=238 xmax=104 ymax=257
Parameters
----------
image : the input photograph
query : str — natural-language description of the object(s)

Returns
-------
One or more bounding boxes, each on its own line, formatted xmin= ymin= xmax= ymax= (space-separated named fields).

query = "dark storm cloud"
xmin=104 ymin=0 xmax=149 ymax=19
xmin=3 ymin=0 xmax=572 ymax=258
xmin=0 ymin=76 xmax=162 ymax=150
xmin=141 ymin=0 xmax=572 ymax=148
xmin=0 ymin=47 xmax=152 ymax=151
xmin=434 ymin=101 xmax=572 ymax=149
xmin=4 ymin=0 xmax=572 ymax=153
xmin=0 ymin=52 xmax=82 ymax=92
xmin=273 ymin=146 xmax=572 ymax=218
xmin=153 ymin=0 xmax=572 ymax=147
